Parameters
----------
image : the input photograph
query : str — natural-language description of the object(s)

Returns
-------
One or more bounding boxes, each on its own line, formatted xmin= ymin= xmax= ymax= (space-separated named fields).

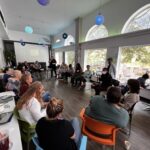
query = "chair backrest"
xmin=80 ymin=108 xmax=119 ymax=145
xmin=84 ymin=114 xmax=116 ymax=136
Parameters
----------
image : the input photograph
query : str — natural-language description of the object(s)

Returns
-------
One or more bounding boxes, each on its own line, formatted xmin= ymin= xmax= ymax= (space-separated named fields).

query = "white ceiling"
xmin=0 ymin=0 xmax=111 ymax=36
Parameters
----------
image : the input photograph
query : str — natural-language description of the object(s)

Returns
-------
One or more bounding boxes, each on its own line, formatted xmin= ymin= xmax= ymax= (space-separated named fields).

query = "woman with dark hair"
xmin=71 ymin=63 xmax=83 ymax=86
xmin=85 ymin=87 xmax=129 ymax=128
xmin=121 ymin=79 xmax=140 ymax=110
xmin=36 ymin=97 xmax=81 ymax=150
xmin=19 ymin=71 xmax=33 ymax=96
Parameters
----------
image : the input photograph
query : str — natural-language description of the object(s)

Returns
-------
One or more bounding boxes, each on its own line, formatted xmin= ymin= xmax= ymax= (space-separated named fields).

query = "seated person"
xmin=85 ymin=87 xmax=129 ymax=128
xmin=137 ymin=73 xmax=149 ymax=88
xmin=19 ymin=71 xmax=33 ymax=96
xmin=120 ymin=79 xmax=140 ymax=110
xmin=23 ymin=61 xmax=30 ymax=71
xmin=58 ymin=62 xmax=68 ymax=79
xmin=84 ymin=65 xmax=92 ymax=81
xmin=92 ymin=68 xmax=112 ymax=95
xmin=17 ymin=81 xmax=47 ymax=125
xmin=71 ymin=63 xmax=83 ymax=87
xmin=2 ymin=67 xmax=13 ymax=88
xmin=63 ymin=64 xmax=74 ymax=81
xmin=6 ymin=70 xmax=22 ymax=98
xmin=36 ymin=97 xmax=82 ymax=150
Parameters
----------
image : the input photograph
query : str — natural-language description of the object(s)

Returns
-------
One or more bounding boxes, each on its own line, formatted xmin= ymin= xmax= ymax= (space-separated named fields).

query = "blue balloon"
xmin=95 ymin=15 xmax=104 ymax=25
xmin=25 ymin=26 xmax=33 ymax=34
xmin=37 ymin=0 xmax=49 ymax=6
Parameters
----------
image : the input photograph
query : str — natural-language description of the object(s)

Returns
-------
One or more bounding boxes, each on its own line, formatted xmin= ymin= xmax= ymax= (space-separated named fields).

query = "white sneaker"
xmin=124 ymin=141 xmax=131 ymax=150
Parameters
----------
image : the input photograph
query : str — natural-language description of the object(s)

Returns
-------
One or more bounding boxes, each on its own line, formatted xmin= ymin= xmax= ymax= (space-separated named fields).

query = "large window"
xmin=118 ymin=4 xmax=150 ymax=83
xmin=118 ymin=45 xmax=150 ymax=83
xmin=65 ymin=51 xmax=75 ymax=66
xmin=55 ymin=52 xmax=63 ymax=65
xmin=84 ymin=25 xmax=108 ymax=71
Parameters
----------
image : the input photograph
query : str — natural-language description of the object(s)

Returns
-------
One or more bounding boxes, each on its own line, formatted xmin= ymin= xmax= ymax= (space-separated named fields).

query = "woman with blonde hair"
xmin=36 ymin=97 xmax=82 ymax=150
xmin=6 ymin=70 xmax=22 ymax=100
xmin=17 ymin=81 xmax=46 ymax=125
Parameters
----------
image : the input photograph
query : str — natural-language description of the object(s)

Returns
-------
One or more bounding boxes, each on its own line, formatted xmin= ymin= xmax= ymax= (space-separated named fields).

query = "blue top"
xmin=85 ymin=95 xmax=129 ymax=128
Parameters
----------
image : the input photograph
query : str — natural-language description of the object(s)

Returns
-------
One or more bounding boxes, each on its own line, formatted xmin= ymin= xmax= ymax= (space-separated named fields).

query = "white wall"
xmin=53 ymin=0 xmax=150 ymax=43
xmin=8 ymin=30 xmax=50 ymax=44
xmin=8 ymin=30 xmax=50 ymax=66
xmin=14 ymin=43 xmax=49 ymax=66
xmin=81 ymin=0 xmax=150 ymax=42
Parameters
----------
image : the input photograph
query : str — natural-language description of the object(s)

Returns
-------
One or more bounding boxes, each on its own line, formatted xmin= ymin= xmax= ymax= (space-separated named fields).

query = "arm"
xmin=29 ymin=98 xmax=45 ymax=122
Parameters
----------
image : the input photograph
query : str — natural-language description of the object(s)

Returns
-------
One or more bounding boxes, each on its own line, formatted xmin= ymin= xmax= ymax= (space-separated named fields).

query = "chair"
xmin=13 ymin=107 xmax=36 ymax=150
xmin=127 ymin=102 xmax=137 ymax=136
xmin=80 ymin=108 xmax=120 ymax=150
xmin=32 ymin=134 xmax=87 ymax=150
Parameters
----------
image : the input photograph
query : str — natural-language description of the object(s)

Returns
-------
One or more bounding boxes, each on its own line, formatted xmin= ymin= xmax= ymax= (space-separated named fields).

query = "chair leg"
xmin=112 ymin=145 xmax=115 ymax=150
xmin=128 ymin=115 xmax=132 ymax=136
xmin=102 ymin=145 xmax=106 ymax=150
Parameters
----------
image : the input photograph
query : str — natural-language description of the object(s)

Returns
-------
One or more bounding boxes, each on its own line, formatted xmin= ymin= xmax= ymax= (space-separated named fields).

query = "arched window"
xmin=84 ymin=25 xmax=108 ymax=71
xmin=64 ymin=35 xmax=75 ymax=66
xmin=118 ymin=4 xmax=150 ymax=83
xmin=64 ymin=35 xmax=75 ymax=46
xmin=122 ymin=4 xmax=150 ymax=33
xmin=85 ymin=25 xmax=108 ymax=41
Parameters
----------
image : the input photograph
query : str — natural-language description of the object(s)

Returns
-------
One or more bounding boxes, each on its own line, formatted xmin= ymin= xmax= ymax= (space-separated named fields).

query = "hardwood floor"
xmin=29 ymin=78 xmax=150 ymax=150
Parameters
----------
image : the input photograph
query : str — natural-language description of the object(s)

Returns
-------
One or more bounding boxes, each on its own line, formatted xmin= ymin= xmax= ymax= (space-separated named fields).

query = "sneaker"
xmin=124 ymin=141 xmax=131 ymax=150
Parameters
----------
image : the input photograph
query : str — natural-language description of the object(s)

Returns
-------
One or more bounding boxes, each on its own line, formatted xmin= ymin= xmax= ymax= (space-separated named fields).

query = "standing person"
xmin=107 ymin=57 xmax=116 ymax=79
xmin=49 ymin=56 xmax=57 ymax=78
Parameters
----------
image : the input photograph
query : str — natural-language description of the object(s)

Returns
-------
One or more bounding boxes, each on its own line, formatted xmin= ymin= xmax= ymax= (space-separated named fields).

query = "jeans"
xmin=70 ymin=117 xmax=82 ymax=149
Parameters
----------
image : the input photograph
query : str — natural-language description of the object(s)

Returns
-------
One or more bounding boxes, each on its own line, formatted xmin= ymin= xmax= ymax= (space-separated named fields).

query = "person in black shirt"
xmin=36 ymin=97 xmax=81 ymax=150
xmin=92 ymin=68 xmax=112 ymax=95
xmin=137 ymin=73 xmax=149 ymax=88
xmin=49 ymin=57 xmax=57 ymax=78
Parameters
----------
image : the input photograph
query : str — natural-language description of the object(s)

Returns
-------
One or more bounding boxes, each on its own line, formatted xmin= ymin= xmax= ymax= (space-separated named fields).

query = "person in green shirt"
xmin=85 ymin=87 xmax=129 ymax=128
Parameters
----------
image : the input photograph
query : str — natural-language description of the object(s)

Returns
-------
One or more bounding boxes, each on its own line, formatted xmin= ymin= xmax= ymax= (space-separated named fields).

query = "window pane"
xmin=118 ymin=45 xmax=150 ymax=83
xmin=84 ymin=49 xmax=107 ymax=72
xmin=55 ymin=52 xmax=63 ymax=65
xmin=65 ymin=51 xmax=75 ymax=66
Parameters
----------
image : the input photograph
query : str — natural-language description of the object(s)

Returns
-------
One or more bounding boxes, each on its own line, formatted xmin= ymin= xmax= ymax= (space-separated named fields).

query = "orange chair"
xmin=80 ymin=108 xmax=120 ymax=150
